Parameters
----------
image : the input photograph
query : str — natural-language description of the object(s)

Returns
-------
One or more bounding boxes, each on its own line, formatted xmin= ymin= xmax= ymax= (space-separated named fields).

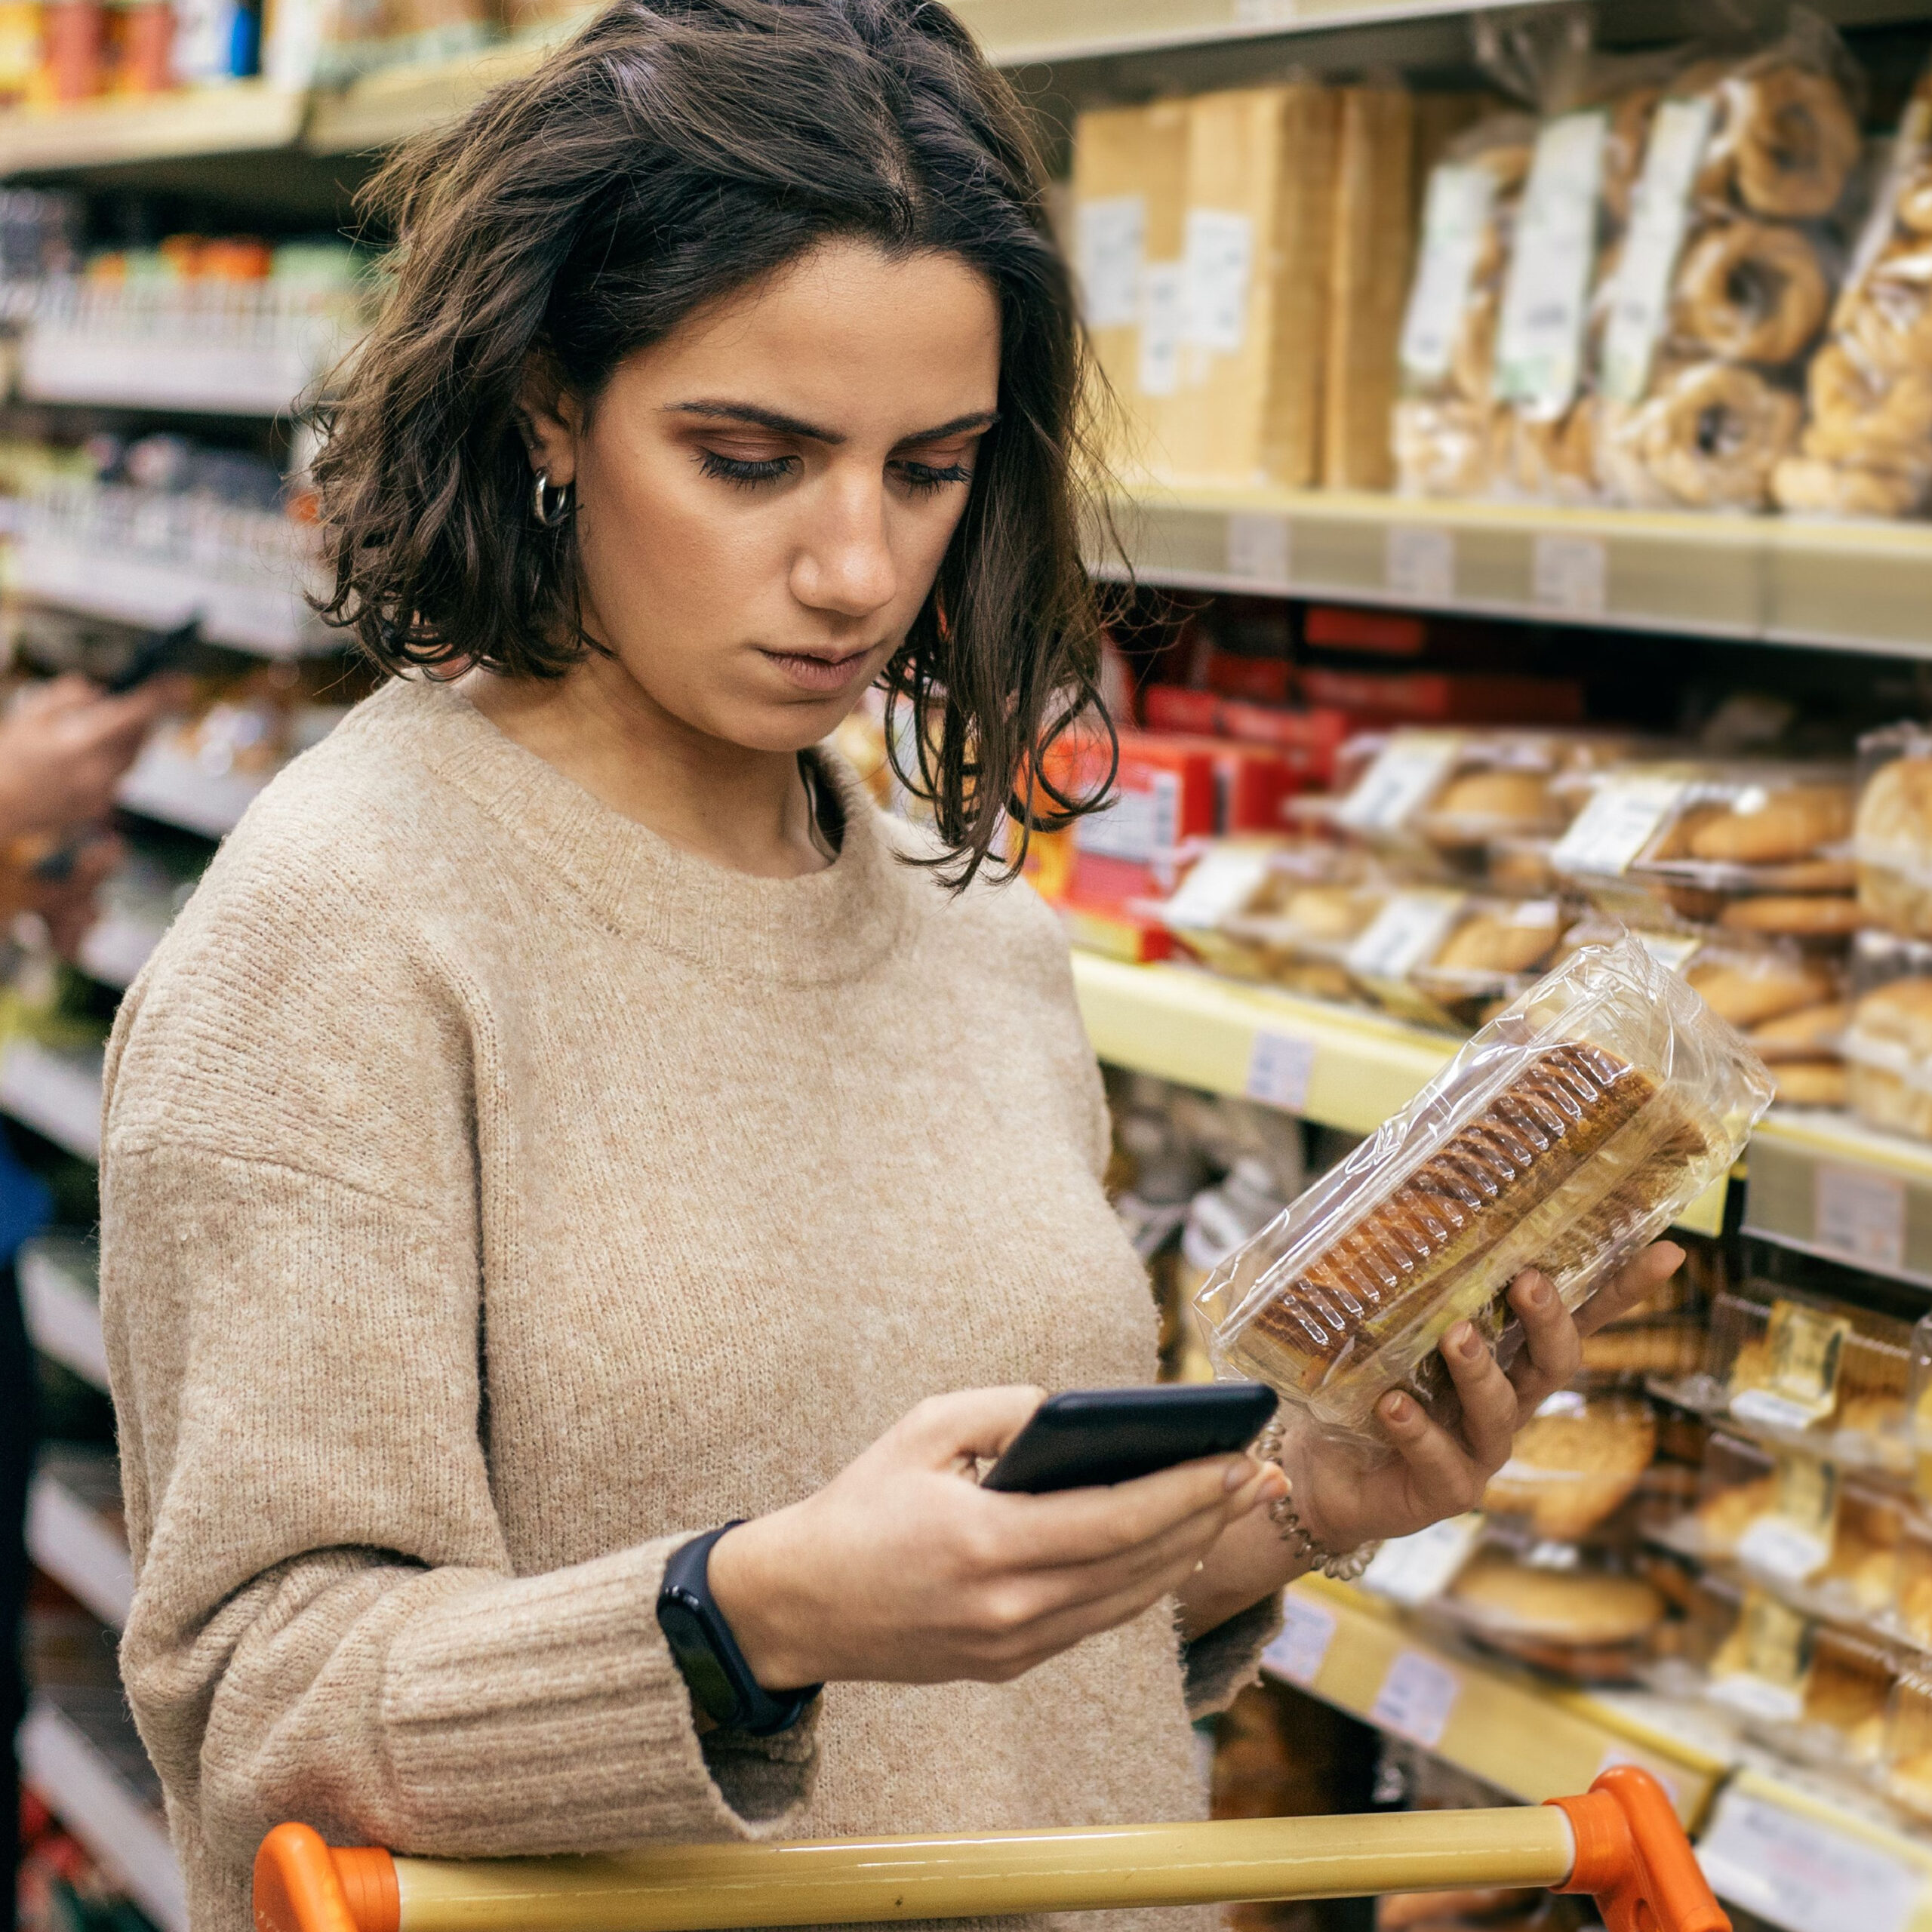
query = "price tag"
xmin=1371 ymin=1649 xmax=1461 ymax=1747
xmin=1550 ymin=772 xmax=1688 ymax=878
xmin=1138 ymin=262 xmax=1185 ymax=399
xmin=1245 ymin=1031 xmax=1317 ymax=1113
xmin=1160 ymin=847 xmax=1274 ymax=932
xmin=1344 ymin=890 xmax=1466 ymax=983
xmin=1334 ymin=733 xmax=1461 ymax=833
xmin=1600 ymin=97 xmax=1715 ymax=405
xmin=1494 ymin=111 xmax=1608 ymax=414
xmin=1737 ymin=1451 xmax=1837 ymax=1583
xmin=1814 ymin=1162 xmax=1908 ymax=1274
xmin=1386 ymin=524 xmax=1455 ymax=605
xmin=1361 ymin=1512 xmax=1484 ymax=1607
xmin=1531 ymin=531 xmax=1608 ymax=617
xmin=1263 ymin=1592 xmax=1336 ymax=1687
xmin=1075 ymin=195 xmax=1146 ymax=332
xmin=1398 ymin=163 xmax=1499 ymax=384
xmin=1233 ymin=0 xmax=1298 ymax=21
xmin=1183 ymin=209 xmax=1254 ymax=355
xmin=1075 ymin=772 xmax=1179 ymax=864
xmin=1697 ymin=1786 xmax=1923 ymax=1932
xmin=1710 ymin=1588 xmax=1812 ymax=1722
xmin=1226 ymin=512 xmax=1291 ymax=587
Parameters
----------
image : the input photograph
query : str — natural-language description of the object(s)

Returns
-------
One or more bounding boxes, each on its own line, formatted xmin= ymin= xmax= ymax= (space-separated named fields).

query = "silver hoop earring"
xmin=532 ymin=469 xmax=573 ymax=528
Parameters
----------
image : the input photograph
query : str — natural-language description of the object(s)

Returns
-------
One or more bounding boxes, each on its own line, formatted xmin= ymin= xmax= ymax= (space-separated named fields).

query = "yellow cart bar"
xmin=255 ymin=1764 xmax=1721 ymax=1932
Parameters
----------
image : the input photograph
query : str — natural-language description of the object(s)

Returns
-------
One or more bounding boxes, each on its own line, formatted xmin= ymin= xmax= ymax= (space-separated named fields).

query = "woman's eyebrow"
xmin=666 ymin=401 xmax=998 ymax=445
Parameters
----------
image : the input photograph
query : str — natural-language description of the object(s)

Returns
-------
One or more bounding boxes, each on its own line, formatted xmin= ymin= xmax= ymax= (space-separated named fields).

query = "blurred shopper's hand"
xmin=706 ymin=1385 xmax=1284 ymax=1691
xmin=29 ymin=832 xmax=122 ymax=959
xmin=0 ymin=674 xmax=188 ymax=840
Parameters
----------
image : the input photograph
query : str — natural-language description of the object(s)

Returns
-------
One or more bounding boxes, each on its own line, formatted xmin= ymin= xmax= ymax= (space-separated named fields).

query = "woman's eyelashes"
xmin=692 ymin=446 xmax=975 ymax=494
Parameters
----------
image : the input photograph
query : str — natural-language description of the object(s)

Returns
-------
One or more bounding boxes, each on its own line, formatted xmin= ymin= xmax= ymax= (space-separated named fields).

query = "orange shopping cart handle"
xmin=254 ymin=1764 xmax=1725 ymax=1932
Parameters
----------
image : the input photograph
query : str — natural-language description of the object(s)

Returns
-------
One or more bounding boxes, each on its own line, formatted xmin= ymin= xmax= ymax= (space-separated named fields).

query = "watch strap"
xmin=656 ymin=1523 xmax=820 ymax=1737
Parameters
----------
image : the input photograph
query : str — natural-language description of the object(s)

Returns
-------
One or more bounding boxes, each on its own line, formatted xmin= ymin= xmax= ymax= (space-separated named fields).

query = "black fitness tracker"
xmin=656 ymin=1523 xmax=820 ymax=1737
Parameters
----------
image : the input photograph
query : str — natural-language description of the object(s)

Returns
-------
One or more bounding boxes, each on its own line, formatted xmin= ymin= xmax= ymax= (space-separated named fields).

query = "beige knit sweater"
xmin=100 ymin=678 xmax=1278 ymax=1932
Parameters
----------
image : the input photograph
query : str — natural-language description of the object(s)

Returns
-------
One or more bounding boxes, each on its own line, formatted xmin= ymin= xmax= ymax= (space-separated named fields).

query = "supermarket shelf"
xmin=20 ymin=329 xmax=313 ymax=417
xmin=117 ymin=737 xmax=268 ymax=838
xmin=21 ymin=1692 xmax=185 ymax=1932
xmin=28 ymin=1451 xmax=132 ymax=1631
xmin=1070 ymin=952 xmax=1734 ymax=1236
xmin=0 ymin=82 xmax=303 ymax=174
xmin=1267 ymin=1575 xmax=1727 ymax=1825
xmin=1103 ymin=486 xmax=1932 ymax=662
xmin=1272 ymin=1577 xmax=1932 ymax=1932
xmin=20 ymin=1234 xmax=107 ymax=1391
xmin=15 ymin=533 xmax=331 ymax=657
xmin=0 ymin=1037 xmax=102 ymax=1163
xmin=304 ymin=31 xmax=559 ymax=152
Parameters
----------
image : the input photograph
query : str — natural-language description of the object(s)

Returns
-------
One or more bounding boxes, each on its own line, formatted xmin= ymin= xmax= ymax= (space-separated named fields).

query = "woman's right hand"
xmin=0 ymin=674 xmax=187 ymax=840
xmin=706 ymin=1386 xmax=1284 ymax=1692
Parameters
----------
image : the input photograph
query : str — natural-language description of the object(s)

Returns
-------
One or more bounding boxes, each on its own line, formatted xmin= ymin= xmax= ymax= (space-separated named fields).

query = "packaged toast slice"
xmin=1195 ymin=931 xmax=1774 ymax=1447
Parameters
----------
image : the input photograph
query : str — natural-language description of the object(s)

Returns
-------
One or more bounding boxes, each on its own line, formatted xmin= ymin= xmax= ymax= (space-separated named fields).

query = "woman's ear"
xmin=515 ymin=355 xmax=583 ymax=488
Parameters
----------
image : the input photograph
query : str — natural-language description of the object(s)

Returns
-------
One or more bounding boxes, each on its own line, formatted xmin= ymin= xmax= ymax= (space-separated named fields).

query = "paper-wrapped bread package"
xmin=1195 ymin=932 xmax=1774 ymax=1447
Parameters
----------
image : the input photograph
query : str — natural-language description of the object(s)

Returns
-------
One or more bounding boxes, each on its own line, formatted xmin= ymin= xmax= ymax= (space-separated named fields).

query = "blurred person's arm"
xmin=0 ymin=674 xmax=186 ymax=841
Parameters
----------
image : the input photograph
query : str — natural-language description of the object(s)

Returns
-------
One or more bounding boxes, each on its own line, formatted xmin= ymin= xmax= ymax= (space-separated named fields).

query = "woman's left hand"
xmin=1174 ymin=1239 xmax=1684 ymax=1640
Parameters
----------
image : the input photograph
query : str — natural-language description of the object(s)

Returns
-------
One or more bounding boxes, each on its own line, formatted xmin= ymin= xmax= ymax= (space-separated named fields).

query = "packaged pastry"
xmin=1595 ymin=23 xmax=1862 ymax=511
xmin=1774 ymin=58 xmax=1932 ymax=519
xmin=1392 ymin=115 xmax=1535 ymax=497
xmin=1481 ymin=1389 xmax=1657 ymax=1540
xmin=1856 ymin=722 xmax=1932 ymax=937
xmin=1885 ymin=1666 xmax=1932 ymax=1818
xmin=1746 ymin=1000 xmax=1848 ymax=1059
xmin=1707 ymin=1586 xmax=1817 ymax=1724
xmin=1441 ymin=1549 xmax=1663 ymax=1680
xmin=1663 ymin=1429 xmax=1775 ymax=1560
xmin=1196 ymin=931 xmax=1774 ymax=1446
xmin=1718 ymin=1286 xmax=1911 ymax=1460
xmin=1845 ymin=931 xmax=1932 ymax=1139
xmin=1794 ymin=1626 xmax=1894 ymax=1769
xmin=1553 ymin=759 xmax=1855 ymax=934
xmin=1684 ymin=943 xmax=1842 ymax=1028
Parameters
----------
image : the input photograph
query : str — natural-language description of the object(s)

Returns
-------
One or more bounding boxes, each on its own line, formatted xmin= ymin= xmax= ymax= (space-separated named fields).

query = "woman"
xmin=99 ymin=6 xmax=1681 ymax=1931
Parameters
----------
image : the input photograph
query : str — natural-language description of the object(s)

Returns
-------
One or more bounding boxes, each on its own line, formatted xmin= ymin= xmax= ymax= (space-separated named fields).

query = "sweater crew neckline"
xmin=359 ymin=677 xmax=909 ymax=986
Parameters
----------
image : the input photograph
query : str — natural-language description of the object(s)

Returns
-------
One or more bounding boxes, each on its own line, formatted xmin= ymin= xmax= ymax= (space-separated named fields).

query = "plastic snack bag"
xmin=1195 ymin=932 xmax=1773 ymax=1448
xmin=1596 ymin=16 xmax=1863 ymax=511
xmin=1776 ymin=57 xmax=1932 ymax=518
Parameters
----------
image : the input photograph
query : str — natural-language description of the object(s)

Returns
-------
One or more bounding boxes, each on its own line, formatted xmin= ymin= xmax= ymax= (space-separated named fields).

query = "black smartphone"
xmin=981 ymin=1383 xmax=1278 ymax=1494
xmin=103 ymin=621 xmax=201 ymax=695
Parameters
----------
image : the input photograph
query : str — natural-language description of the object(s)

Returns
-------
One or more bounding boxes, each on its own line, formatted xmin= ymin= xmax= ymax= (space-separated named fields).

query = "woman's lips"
xmin=758 ymin=647 xmax=875 ymax=694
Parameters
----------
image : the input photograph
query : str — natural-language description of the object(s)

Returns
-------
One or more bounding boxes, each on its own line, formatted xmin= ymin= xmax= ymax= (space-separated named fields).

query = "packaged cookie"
xmin=1884 ymin=1665 xmax=1932 ymax=1818
xmin=1481 ymin=1388 xmax=1657 ymax=1541
xmin=1792 ymin=1626 xmax=1894 ymax=1770
xmin=1845 ymin=929 xmax=1932 ymax=1140
xmin=1553 ymin=759 xmax=1856 ymax=935
xmin=1195 ymin=931 xmax=1774 ymax=1447
xmin=1775 ymin=58 xmax=1932 ymax=518
xmin=1439 ymin=1549 xmax=1663 ymax=1681
xmin=1595 ymin=21 xmax=1863 ymax=511
xmin=1392 ymin=115 xmax=1535 ymax=497
xmin=1856 ymin=722 xmax=1932 ymax=937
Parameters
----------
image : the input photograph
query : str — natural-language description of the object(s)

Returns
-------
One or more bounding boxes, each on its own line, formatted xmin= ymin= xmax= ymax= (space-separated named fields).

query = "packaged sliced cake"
xmin=1195 ymin=931 xmax=1774 ymax=1447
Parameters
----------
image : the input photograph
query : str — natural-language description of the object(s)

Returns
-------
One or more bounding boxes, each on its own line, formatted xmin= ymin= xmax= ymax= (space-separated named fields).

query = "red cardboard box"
xmin=1299 ymin=667 xmax=1584 ymax=724
xmin=1219 ymin=702 xmax=1355 ymax=789
xmin=1143 ymin=685 xmax=1225 ymax=735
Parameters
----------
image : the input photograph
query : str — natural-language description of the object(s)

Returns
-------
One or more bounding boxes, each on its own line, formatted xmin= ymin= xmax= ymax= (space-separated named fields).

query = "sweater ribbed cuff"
xmin=383 ymin=1539 xmax=817 ymax=1854
xmin=1180 ymin=1591 xmax=1284 ymax=1719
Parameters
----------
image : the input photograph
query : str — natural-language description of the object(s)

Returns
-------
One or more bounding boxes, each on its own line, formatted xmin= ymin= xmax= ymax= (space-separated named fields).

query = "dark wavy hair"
xmin=312 ymin=0 xmax=1117 ymax=885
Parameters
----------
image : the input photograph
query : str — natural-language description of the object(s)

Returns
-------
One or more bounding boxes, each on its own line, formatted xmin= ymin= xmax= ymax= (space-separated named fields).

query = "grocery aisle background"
xmin=2 ymin=5 xmax=1932 ymax=1932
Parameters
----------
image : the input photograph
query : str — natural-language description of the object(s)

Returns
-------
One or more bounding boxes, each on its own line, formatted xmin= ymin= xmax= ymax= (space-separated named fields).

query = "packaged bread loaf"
xmin=1072 ymin=99 xmax=1192 ymax=476
xmin=1856 ymin=721 xmax=1932 ymax=937
xmin=1775 ymin=57 xmax=1932 ymax=519
xmin=1392 ymin=115 xmax=1534 ymax=497
xmin=1196 ymin=931 xmax=1774 ymax=1446
xmin=1161 ymin=82 xmax=1338 ymax=488
xmin=1324 ymin=84 xmax=1417 ymax=492
xmin=1595 ymin=23 xmax=1863 ymax=511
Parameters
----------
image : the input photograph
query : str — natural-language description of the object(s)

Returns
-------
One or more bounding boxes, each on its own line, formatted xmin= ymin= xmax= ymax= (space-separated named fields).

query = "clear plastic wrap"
xmin=1595 ymin=18 xmax=1864 ymax=512
xmin=1775 ymin=57 xmax=1932 ymax=519
xmin=1885 ymin=1666 xmax=1932 ymax=1817
xmin=1196 ymin=932 xmax=1774 ymax=1445
xmin=1855 ymin=721 xmax=1932 ymax=937
xmin=1392 ymin=115 xmax=1536 ymax=498
xmin=1438 ymin=1548 xmax=1663 ymax=1681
